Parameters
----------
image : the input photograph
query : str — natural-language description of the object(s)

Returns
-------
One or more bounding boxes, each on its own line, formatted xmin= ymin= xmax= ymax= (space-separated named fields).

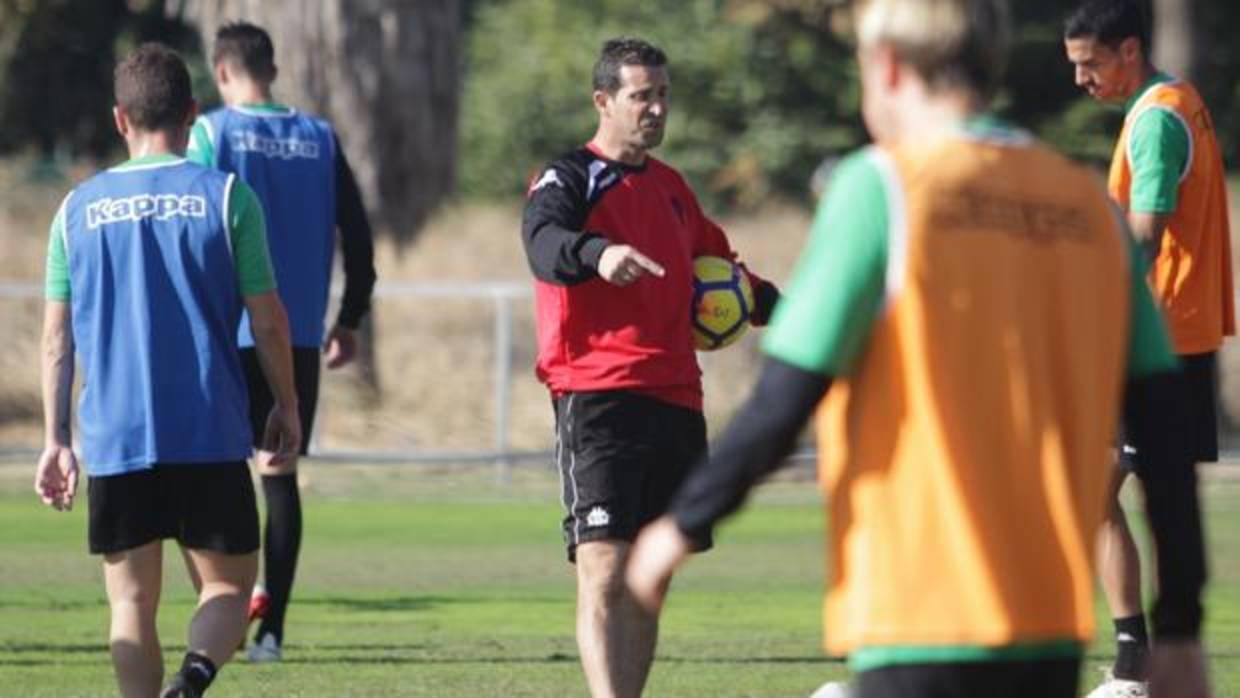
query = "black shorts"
xmin=554 ymin=390 xmax=712 ymax=562
xmin=856 ymin=656 xmax=1081 ymax=698
xmin=1120 ymin=351 xmax=1218 ymax=469
xmin=88 ymin=462 xmax=259 ymax=555
xmin=241 ymin=346 xmax=320 ymax=455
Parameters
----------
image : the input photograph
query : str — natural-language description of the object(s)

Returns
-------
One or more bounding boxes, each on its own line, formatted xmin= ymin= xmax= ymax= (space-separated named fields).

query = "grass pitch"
xmin=0 ymin=462 xmax=1237 ymax=697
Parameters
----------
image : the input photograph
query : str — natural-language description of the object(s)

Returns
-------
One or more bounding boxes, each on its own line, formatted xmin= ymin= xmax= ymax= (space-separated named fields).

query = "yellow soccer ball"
xmin=692 ymin=256 xmax=754 ymax=350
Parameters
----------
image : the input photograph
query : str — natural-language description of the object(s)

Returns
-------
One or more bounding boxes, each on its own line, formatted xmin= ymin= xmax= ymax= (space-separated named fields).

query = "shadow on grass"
xmin=295 ymin=595 xmax=442 ymax=612
xmin=274 ymin=653 xmax=843 ymax=667
xmin=0 ymin=643 xmax=104 ymax=654
xmin=0 ymin=599 xmax=104 ymax=611
xmin=295 ymin=593 xmax=563 ymax=612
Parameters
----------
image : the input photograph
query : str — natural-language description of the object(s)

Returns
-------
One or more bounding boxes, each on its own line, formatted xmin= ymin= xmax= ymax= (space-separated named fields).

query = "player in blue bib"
xmin=187 ymin=21 xmax=377 ymax=662
xmin=36 ymin=44 xmax=301 ymax=698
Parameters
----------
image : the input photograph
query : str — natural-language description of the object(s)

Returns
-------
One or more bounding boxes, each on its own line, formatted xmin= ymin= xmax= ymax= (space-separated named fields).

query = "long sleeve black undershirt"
xmin=520 ymin=164 xmax=610 ymax=285
xmin=672 ymin=357 xmax=830 ymax=537
xmin=520 ymin=162 xmax=782 ymax=319
xmin=334 ymin=137 xmax=377 ymax=329
xmin=670 ymin=359 xmax=1206 ymax=640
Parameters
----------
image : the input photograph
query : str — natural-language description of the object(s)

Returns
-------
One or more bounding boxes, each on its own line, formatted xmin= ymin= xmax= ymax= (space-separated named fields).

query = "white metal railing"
xmin=372 ymin=281 xmax=528 ymax=460
xmin=325 ymin=281 xmax=536 ymax=482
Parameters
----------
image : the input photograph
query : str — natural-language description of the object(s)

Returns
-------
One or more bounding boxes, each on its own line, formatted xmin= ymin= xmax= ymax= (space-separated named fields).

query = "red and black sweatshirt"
xmin=521 ymin=144 xmax=778 ymax=411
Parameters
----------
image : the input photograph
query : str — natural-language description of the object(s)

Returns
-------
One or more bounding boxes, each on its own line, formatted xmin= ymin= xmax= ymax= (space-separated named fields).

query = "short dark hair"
xmin=114 ymin=43 xmax=193 ymax=131
xmin=213 ymin=21 xmax=277 ymax=82
xmin=592 ymin=37 xmax=667 ymax=94
xmin=1064 ymin=0 xmax=1150 ymax=52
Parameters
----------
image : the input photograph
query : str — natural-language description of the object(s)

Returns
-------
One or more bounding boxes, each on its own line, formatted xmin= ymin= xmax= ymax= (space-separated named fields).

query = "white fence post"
xmin=493 ymin=290 xmax=514 ymax=484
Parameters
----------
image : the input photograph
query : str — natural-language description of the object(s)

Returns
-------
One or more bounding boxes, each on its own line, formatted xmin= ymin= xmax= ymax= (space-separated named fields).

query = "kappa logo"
xmin=531 ymin=168 xmax=562 ymax=192
xmin=86 ymin=194 xmax=207 ymax=229
xmin=585 ymin=506 xmax=611 ymax=528
xmin=230 ymin=130 xmax=321 ymax=160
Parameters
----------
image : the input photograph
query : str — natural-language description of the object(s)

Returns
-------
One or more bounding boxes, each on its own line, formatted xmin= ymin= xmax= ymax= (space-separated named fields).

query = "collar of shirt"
xmin=1125 ymin=71 xmax=1175 ymax=114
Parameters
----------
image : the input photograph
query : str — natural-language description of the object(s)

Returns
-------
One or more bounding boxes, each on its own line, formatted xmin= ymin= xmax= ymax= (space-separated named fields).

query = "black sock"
xmin=257 ymin=473 xmax=302 ymax=644
xmin=1112 ymin=614 xmax=1150 ymax=680
xmin=179 ymin=652 xmax=216 ymax=695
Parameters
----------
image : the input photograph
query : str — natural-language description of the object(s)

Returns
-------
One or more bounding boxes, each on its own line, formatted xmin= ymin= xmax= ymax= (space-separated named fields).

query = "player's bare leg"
xmin=1096 ymin=468 xmax=1149 ymax=687
xmin=160 ymin=547 xmax=257 ymax=697
xmin=576 ymin=540 xmax=658 ymax=698
xmin=183 ymin=547 xmax=258 ymax=665
xmin=103 ymin=540 xmax=165 ymax=698
xmin=1098 ymin=475 xmax=1143 ymax=617
xmin=180 ymin=544 xmax=261 ymax=656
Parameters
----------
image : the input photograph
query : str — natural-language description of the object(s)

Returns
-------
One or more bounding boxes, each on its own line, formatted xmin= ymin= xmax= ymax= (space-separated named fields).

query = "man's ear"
xmin=112 ymin=105 xmax=129 ymax=138
xmin=875 ymin=45 xmax=900 ymax=91
xmin=185 ymin=98 xmax=199 ymax=127
xmin=214 ymin=61 xmax=230 ymax=86
xmin=592 ymin=89 xmax=611 ymax=116
xmin=1119 ymin=36 xmax=1144 ymax=65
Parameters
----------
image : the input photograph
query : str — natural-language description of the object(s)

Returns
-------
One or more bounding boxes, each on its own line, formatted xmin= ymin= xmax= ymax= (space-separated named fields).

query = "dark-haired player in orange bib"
xmin=1066 ymin=2 xmax=1232 ymax=695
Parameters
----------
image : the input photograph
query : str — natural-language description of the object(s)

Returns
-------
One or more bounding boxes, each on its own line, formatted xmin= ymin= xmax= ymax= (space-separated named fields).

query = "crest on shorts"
xmin=585 ymin=506 xmax=611 ymax=528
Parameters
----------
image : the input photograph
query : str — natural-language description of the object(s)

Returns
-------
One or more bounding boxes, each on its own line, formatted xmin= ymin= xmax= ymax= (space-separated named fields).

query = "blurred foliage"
xmin=461 ymin=0 xmax=1240 ymax=210
xmin=0 ymin=0 xmax=1236 ymax=208
xmin=460 ymin=0 xmax=858 ymax=209
xmin=0 ymin=0 xmax=205 ymax=164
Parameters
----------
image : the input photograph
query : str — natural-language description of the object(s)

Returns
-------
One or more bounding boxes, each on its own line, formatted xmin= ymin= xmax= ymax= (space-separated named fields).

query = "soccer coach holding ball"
xmin=521 ymin=37 xmax=780 ymax=698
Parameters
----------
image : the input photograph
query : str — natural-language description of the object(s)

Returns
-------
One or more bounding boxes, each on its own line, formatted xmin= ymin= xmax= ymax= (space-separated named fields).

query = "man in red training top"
xmin=520 ymin=36 xmax=779 ymax=698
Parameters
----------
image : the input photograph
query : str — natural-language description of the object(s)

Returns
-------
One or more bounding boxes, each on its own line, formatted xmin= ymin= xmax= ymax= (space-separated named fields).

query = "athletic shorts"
xmin=855 ymin=656 xmax=1081 ymax=698
xmin=1120 ymin=351 xmax=1218 ymax=469
xmin=87 ymin=461 xmax=259 ymax=555
xmin=554 ymin=390 xmax=712 ymax=562
xmin=241 ymin=346 xmax=320 ymax=455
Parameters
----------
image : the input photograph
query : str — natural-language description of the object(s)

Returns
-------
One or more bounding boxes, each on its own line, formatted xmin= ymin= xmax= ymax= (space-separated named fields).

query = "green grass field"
xmin=0 ymin=462 xmax=1237 ymax=697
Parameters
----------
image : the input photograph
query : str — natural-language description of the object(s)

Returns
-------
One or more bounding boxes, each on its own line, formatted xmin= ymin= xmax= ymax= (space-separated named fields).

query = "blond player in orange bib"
xmin=626 ymin=1 xmax=1211 ymax=697
xmin=1065 ymin=2 xmax=1233 ymax=696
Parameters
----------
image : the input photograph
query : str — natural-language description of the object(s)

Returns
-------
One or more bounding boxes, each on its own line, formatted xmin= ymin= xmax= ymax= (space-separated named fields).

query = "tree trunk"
xmin=1152 ymin=0 xmax=1198 ymax=81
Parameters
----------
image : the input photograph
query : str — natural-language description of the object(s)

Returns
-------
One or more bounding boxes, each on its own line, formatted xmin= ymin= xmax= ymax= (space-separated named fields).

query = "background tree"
xmin=0 ymin=0 xmax=201 ymax=165
xmin=1152 ymin=0 xmax=1195 ymax=81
